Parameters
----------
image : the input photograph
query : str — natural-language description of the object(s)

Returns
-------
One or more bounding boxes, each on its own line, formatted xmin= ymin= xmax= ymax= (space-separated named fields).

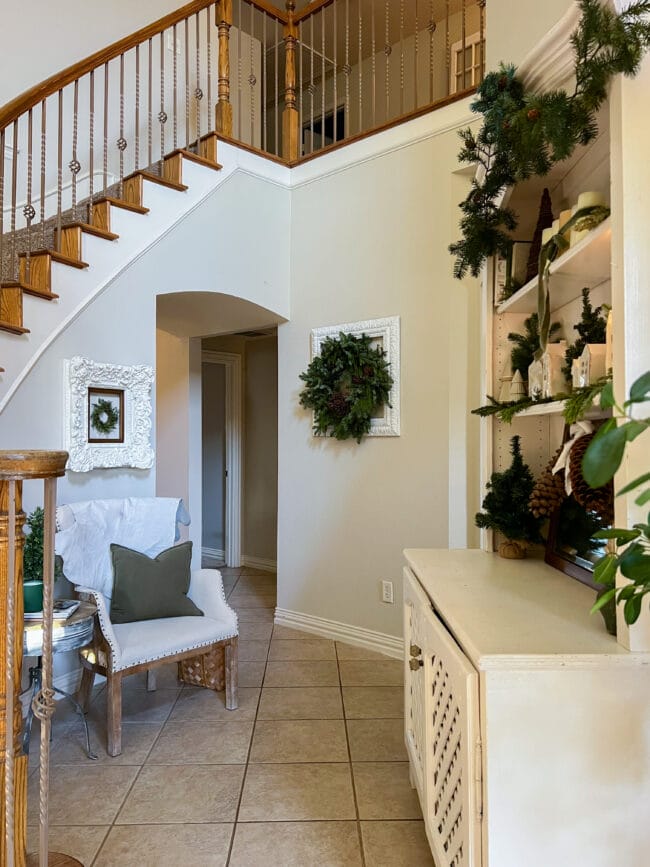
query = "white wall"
xmin=486 ymin=0 xmax=573 ymax=69
xmin=278 ymin=104 xmax=480 ymax=638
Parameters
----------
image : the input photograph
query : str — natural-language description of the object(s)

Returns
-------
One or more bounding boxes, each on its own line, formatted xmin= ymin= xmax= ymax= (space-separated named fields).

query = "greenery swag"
xmin=299 ymin=331 xmax=393 ymax=443
xmin=449 ymin=0 xmax=650 ymax=280
xmin=91 ymin=398 xmax=119 ymax=435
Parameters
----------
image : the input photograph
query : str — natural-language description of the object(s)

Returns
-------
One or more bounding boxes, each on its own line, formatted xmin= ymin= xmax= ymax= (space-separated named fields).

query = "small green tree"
xmin=23 ymin=507 xmax=45 ymax=583
xmin=476 ymin=436 xmax=544 ymax=543
xmin=562 ymin=286 xmax=608 ymax=380
xmin=508 ymin=313 xmax=561 ymax=377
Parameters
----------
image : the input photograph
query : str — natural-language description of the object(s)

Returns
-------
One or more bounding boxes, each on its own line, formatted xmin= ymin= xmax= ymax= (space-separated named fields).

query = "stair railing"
xmin=0 ymin=0 xmax=485 ymax=299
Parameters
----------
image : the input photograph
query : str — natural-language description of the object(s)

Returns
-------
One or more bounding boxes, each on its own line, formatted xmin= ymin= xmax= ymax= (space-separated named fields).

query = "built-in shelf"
xmin=510 ymin=397 xmax=608 ymax=419
xmin=497 ymin=217 xmax=611 ymax=315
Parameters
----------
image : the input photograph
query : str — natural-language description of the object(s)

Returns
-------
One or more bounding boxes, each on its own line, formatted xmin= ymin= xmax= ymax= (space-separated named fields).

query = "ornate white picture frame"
xmin=64 ymin=356 xmax=155 ymax=472
xmin=310 ymin=316 xmax=400 ymax=437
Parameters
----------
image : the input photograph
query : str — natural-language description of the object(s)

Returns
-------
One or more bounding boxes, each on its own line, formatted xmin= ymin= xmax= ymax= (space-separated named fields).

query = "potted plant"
xmin=22 ymin=507 xmax=62 ymax=612
xmin=475 ymin=435 xmax=544 ymax=558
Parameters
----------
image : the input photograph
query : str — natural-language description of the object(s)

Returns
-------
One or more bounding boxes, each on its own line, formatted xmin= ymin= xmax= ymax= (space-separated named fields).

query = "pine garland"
xmin=299 ymin=331 xmax=394 ymax=443
xmin=471 ymin=377 xmax=610 ymax=424
xmin=450 ymin=0 xmax=650 ymax=279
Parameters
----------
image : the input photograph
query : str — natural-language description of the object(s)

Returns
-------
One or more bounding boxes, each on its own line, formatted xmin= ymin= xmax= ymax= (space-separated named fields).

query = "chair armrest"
xmin=188 ymin=569 xmax=238 ymax=633
xmin=75 ymin=585 xmax=121 ymax=664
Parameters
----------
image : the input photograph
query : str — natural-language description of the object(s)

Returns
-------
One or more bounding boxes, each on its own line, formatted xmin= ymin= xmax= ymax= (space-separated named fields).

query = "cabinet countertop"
xmin=404 ymin=548 xmax=649 ymax=670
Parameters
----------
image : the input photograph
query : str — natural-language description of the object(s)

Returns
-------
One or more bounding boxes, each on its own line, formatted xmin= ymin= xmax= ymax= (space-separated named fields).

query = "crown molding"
xmin=518 ymin=1 xmax=581 ymax=92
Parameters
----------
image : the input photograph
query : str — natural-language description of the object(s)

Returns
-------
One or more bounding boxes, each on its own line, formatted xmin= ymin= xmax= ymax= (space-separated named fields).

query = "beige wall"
xmin=486 ymin=0 xmax=573 ymax=69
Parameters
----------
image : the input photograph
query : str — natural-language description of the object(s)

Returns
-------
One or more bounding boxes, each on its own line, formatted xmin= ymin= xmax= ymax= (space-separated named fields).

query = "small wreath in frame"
xmin=299 ymin=331 xmax=393 ymax=443
xmin=90 ymin=397 xmax=119 ymax=435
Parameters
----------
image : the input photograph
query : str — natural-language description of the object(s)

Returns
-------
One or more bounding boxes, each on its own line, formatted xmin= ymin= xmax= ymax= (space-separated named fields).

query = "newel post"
xmin=283 ymin=1 xmax=299 ymax=161
xmin=215 ymin=0 xmax=233 ymax=137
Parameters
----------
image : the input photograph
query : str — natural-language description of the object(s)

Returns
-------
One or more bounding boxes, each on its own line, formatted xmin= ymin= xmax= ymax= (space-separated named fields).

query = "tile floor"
xmin=26 ymin=567 xmax=434 ymax=866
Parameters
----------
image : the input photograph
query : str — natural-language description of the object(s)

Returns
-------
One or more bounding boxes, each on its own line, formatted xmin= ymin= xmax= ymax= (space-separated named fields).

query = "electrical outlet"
xmin=381 ymin=580 xmax=394 ymax=604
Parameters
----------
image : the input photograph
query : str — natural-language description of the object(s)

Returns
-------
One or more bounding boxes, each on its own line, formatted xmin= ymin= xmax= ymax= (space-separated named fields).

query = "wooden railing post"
xmin=215 ymin=0 xmax=233 ymax=137
xmin=282 ymin=1 xmax=299 ymax=161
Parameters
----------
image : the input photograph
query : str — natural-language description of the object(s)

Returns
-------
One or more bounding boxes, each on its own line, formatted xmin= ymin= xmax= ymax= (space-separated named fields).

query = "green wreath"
xmin=299 ymin=331 xmax=393 ymax=443
xmin=91 ymin=398 xmax=119 ymax=435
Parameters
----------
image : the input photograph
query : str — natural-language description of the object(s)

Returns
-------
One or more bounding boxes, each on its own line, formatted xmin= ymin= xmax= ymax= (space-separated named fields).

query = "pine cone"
xmin=527 ymin=108 xmax=541 ymax=121
xmin=529 ymin=446 xmax=566 ymax=518
xmin=327 ymin=392 xmax=351 ymax=419
xmin=568 ymin=434 xmax=614 ymax=525
xmin=498 ymin=75 xmax=509 ymax=91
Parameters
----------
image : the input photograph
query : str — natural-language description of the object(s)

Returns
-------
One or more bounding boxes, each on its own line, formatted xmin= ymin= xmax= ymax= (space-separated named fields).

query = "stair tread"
xmin=93 ymin=196 xmax=149 ymax=215
xmin=58 ymin=221 xmax=119 ymax=241
xmin=127 ymin=170 xmax=188 ymax=192
xmin=1 ymin=281 xmax=59 ymax=301
xmin=166 ymin=148 xmax=222 ymax=171
xmin=18 ymin=249 xmax=88 ymax=269
xmin=0 ymin=320 xmax=30 ymax=335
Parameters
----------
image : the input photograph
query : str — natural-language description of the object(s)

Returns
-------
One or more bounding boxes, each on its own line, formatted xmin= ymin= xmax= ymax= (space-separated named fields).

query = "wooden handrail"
xmin=294 ymin=0 xmax=334 ymax=24
xmin=0 ymin=0 xmax=288 ymax=132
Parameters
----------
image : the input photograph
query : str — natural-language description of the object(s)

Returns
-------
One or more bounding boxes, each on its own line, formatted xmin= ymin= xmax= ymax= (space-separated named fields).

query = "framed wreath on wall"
xmin=299 ymin=316 xmax=400 ymax=442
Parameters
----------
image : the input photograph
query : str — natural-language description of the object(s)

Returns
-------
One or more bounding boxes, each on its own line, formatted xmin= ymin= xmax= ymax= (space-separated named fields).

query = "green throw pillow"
xmin=109 ymin=541 xmax=203 ymax=624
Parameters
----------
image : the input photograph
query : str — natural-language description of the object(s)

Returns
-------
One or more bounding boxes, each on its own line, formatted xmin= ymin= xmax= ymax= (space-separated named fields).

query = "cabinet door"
xmin=404 ymin=567 xmax=482 ymax=867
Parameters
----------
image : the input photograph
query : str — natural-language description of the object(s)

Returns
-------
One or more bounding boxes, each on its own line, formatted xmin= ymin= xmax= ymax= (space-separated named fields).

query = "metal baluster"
xmin=479 ymin=0 xmax=485 ymax=83
xmin=333 ymin=1 xmax=338 ymax=142
xmin=371 ymin=0 xmax=376 ymax=126
xmin=358 ymin=2 xmax=363 ymax=134
xmin=430 ymin=0 xmax=435 ymax=104
xmin=310 ymin=14 xmax=314 ymax=153
xmin=414 ymin=0 xmax=419 ymax=109
xmin=135 ymin=45 xmax=140 ymax=171
xmin=40 ymin=100 xmax=46 ymax=246
xmin=10 ymin=121 xmax=17 ymax=278
xmin=173 ymin=24 xmax=178 ymax=149
xmin=298 ymin=19 xmax=302 ymax=153
xmin=160 ymin=31 xmax=166 ymax=172
xmin=345 ymin=0 xmax=350 ymax=132
xmin=263 ymin=13 xmax=268 ymax=152
xmin=89 ymin=72 xmax=94 ymax=223
xmin=322 ymin=9 xmax=326 ymax=149
xmin=400 ymin=0 xmax=404 ymax=114
xmin=238 ymin=0 xmax=242 ymax=142
xmin=385 ymin=0 xmax=390 ymax=121
xmin=275 ymin=18 xmax=279 ymax=155
xmin=103 ymin=63 xmax=109 ymax=190
xmin=461 ymin=0 xmax=467 ymax=91
xmin=56 ymin=94 xmax=62 ymax=254
xmin=148 ymin=38 xmax=153 ymax=167
xmin=250 ymin=3 xmax=255 ymax=146
xmin=25 ymin=109 xmax=34 ymax=284
xmin=207 ymin=5 xmax=213 ymax=134
xmin=71 ymin=79 xmax=80 ymax=220
xmin=196 ymin=12 xmax=203 ymax=144
xmin=446 ymin=0 xmax=450 ymax=96
xmin=0 ymin=129 xmax=4 ymax=282
xmin=118 ymin=54 xmax=126 ymax=198
xmin=185 ymin=17 xmax=191 ymax=147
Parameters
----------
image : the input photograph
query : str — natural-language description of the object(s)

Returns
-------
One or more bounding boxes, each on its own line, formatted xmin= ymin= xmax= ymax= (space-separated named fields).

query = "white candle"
xmin=576 ymin=191 xmax=606 ymax=210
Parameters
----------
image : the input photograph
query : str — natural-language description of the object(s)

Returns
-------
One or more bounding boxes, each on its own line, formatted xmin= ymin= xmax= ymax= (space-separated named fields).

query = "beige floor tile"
xmin=361 ymin=820 xmax=434 ymax=866
xmin=90 ymin=687 xmax=181 ymax=725
xmin=347 ymin=719 xmax=407 ymax=762
xmin=239 ymin=567 xmax=276 ymax=578
xmin=229 ymin=821 xmax=362 ymax=867
xmin=218 ymin=567 xmax=242 ymax=577
xmin=238 ymin=621 xmax=273 ymax=641
xmin=250 ymin=719 xmax=348 ymax=763
xmin=338 ymin=659 xmax=403 ymax=687
xmin=29 ymin=765 xmax=139 ymax=825
xmin=239 ymin=763 xmax=356 ymax=821
xmin=51 ymin=721 xmax=161 ymax=764
xmin=230 ymin=593 xmax=276 ymax=609
xmin=236 ymin=607 xmax=275 ymax=622
xmin=257 ymin=687 xmax=343 ymax=720
xmin=342 ymin=686 xmax=404 ymax=719
xmin=237 ymin=575 xmax=277 ymax=590
xmin=336 ymin=642 xmax=394 ymax=661
xmin=264 ymin=660 xmax=339 ymax=687
xmin=239 ymin=660 xmax=267 ymax=687
xmin=27 ymin=824 xmax=109 ymax=865
xmin=116 ymin=764 xmax=245 ymax=823
xmin=269 ymin=638 xmax=337 ymax=661
xmin=272 ymin=625 xmax=316 ymax=640
xmin=170 ymin=687 xmax=260 ymax=722
xmin=353 ymin=763 xmax=422 ymax=819
xmin=238 ymin=639 xmax=271 ymax=660
xmin=146 ymin=720 xmax=253 ymax=764
xmin=121 ymin=663 xmax=182 ymax=690
xmin=95 ymin=823 xmax=233 ymax=866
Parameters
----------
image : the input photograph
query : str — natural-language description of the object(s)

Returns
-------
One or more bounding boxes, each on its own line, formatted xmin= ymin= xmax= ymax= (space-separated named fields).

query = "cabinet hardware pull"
xmin=409 ymin=658 xmax=424 ymax=671
xmin=409 ymin=644 xmax=421 ymax=657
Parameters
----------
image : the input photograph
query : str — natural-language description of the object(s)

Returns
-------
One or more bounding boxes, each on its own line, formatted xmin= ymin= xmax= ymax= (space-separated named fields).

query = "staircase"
xmin=0 ymin=134 xmax=228 ymax=406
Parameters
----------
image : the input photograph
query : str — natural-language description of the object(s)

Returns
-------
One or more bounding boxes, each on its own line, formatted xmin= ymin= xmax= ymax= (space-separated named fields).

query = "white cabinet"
xmin=404 ymin=549 xmax=650 ymax=867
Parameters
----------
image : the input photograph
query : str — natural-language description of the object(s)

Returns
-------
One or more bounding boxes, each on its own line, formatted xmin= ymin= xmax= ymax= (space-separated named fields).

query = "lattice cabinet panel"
xmin=403 ymin=567 xmax=482 ymax=867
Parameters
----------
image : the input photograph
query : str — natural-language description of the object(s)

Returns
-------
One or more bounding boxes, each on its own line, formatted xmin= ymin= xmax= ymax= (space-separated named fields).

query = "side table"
xmin=22 ymin=601 xmax=98 ymax=760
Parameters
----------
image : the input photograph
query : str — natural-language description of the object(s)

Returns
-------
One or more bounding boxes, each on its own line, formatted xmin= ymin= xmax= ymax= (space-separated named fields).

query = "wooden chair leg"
xmin=77 ymin=666 xmax=96 ymax=711
xmin=224 ymin=637 xmax=238 ymax=710
xmin=146 ymin=669 xmax=157 ymax=692
xmin=106 ymin=671 xmax=123 ymax=757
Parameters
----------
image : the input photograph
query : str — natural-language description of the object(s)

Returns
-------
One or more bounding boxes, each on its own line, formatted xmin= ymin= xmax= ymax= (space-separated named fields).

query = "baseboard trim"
xmin=20 ymin=667 xmax=84 ymax=717
xmin=274 ymin=608 xmax=403 ymax=659
xmin=202 ymin=546 xmax=225 ymax=563
xmin=241 ymin=554 xmax=277 ymax=573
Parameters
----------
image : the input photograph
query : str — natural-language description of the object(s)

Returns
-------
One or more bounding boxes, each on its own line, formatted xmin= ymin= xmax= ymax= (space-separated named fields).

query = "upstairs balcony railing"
xmin=0 ymin=0 xmax=485 ymax=289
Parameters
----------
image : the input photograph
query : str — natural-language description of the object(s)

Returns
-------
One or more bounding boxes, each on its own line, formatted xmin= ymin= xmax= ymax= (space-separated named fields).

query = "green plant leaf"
xmin=619 ymin=544 xmax=650 ymax=582
xmin=590 ymin=587 xmax=617 ymax=613
xmin=593 ymin=528 xmax=640 ymax=543
xmin=635 ymin=488 xmax=650 ymax=507
xmin=623 ymin=420 xmax=648 ymax=442
xmin=599 ymin=380 xmax=615 ymax=409
xmin=617 ymin=472 xmax=650 ymax=496
xmin=629 ymin=371 xmax=650 ymax=402
xmin=593 ymin=553 xmax=619 ymax=586
xmin=582 ymin=425 xmax=628 ymax=487
xmin=623 ymin=593 xmax=643 ymax=625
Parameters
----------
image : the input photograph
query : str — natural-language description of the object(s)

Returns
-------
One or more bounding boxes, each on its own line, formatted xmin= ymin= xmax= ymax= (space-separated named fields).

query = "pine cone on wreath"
xmin=327 ymin=392 xmax=351 ymax=419
xmin=529 ymin=446 xmax=567 ymax=518
xmin=568 ymin=434 xmax=615 ymax=525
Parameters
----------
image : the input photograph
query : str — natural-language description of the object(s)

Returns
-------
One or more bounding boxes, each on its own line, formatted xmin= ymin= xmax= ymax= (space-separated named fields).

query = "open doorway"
xmin=201 ymin=329 xmax=278 ymax=571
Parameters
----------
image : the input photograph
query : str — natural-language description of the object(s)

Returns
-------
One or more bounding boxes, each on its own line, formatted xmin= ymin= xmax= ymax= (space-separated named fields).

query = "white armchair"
xmin=55 ymin=497 xmax=238 ymax=757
